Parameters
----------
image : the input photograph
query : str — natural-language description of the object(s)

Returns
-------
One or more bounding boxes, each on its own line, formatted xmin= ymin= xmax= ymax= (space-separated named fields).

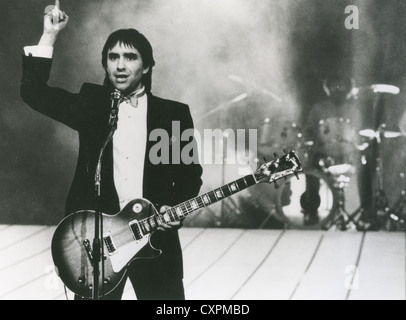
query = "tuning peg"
xmin=274 ymin=180 xmax=280 ymax=189
xmin=273 ymin=153 xmax=279 ymax=159
xmin=283 ymin=148 xmax=289 ymax=154
xmin=294 ymin=171 xmax=300 ymax=180
xmin=263 ymin=157 xmax=268 ymax=163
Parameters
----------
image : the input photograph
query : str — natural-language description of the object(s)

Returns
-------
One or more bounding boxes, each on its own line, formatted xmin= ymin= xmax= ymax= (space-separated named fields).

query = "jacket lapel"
xmin=143 ymin=93 xmax=169 ymax=203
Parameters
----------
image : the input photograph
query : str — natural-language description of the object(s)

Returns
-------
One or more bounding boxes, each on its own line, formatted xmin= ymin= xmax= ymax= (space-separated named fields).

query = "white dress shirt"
xmin=113 ymin=91 xmax=147 ymax=210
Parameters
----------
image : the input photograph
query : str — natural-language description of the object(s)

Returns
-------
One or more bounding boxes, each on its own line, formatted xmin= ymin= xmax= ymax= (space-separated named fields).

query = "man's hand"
xmin=157 ymin=205 xmax=184 ymax=232
xmin=39 ymin=0 xmax=69 ymax=46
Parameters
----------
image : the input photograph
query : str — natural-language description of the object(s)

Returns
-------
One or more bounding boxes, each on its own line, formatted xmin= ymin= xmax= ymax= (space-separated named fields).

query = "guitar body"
xmin=51 ymin=198 xmax=161 ymax=298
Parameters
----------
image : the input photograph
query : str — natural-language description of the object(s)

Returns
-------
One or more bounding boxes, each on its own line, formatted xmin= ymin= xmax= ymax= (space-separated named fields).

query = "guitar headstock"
xmin=254 ymin=150 xmax=302 ymax=185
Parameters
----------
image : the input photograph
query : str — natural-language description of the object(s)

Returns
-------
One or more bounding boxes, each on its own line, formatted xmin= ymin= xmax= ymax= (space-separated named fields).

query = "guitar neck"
xmin=140 ymin=174 xmax=258 ymax=232
xmin=173 ymin=174 xmax=258 ymax=218
xmin=137 ymin=150 xmax=302 ymax=235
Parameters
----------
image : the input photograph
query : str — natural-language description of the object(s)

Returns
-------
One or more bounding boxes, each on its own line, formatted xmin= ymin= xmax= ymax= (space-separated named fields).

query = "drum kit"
xmin=270 ymin=84 xmax=406 ymax=230
xmin=196 ymin=80 xmax=406 ymax=230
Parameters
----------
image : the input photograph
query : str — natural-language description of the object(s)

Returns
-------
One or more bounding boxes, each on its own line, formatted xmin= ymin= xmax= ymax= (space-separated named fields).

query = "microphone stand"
xmin=92 ymin=90 xmax=122 ymax=300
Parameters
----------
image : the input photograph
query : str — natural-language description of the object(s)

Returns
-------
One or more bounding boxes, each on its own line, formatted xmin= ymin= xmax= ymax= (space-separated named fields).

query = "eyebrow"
xmin=124 ymin=53 xmax=138 ymax=59
xmin=108 ymin=52 xmax=138 ymax=59
xmin=108 ymin=52 xmax=119 ymax=59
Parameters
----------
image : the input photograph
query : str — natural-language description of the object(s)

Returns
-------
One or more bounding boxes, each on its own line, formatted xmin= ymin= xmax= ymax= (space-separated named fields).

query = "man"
xmin=21 ymin=1 xmax=203 ymax=300
xmin=301 ymin=74 xmax=372 ymax=227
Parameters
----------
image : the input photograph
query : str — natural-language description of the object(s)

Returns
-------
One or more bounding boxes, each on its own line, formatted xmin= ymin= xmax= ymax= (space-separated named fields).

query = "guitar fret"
xmin=144 ymin=218 xmax=150 ymax=231
xmin=207 ymin=191 xmax=217 ymax=203
xmin=185 ymin=201 xmax=192 ymax=212
xmin=244 ymin=175 xmax=257 ymax=187
xmin=173 ymin=208 xmax=179 ymax=220
xmin=221 ymin=185 xmax=232 ymax=197
xmin=176 ymin=206 xmax=183 ymax=218
xmin=144 ymin=220 xmax=150 ymax=233
xmin=228 ymin=181 xmax=239 ymax=193
xmin=162 ymin=213 xmax=170 ymax=223
xmin=148 ymin=217 xmax=157 ymax=229
xmin=150 ymin=215 xmax=158 ymax=229
xmin=190 ymin=199 xmax=199 ymax=210
xmin=214 ymin=188 xmax=224 ymax=199
xmin=180 ymin=203 xmax=188 ymax=215
xmin=167 ymin=209 xmax=175 ymax=222
xmin=236 ymin=178 xmax=248 ymax=190
xmin=171 ymin=208 xmax=179 ymax=220
xmin=202 ymin=194 xmax=211 ymax=205
xmin=196 ymin=196 xmax=205 ymax=207
xmin=155 ymin=215 xmax=161 ymax=226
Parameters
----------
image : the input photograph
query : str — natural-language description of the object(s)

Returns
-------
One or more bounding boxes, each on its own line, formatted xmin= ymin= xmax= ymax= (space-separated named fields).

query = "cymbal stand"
xmin=370 ymin=125 xmax=392 ymax=229
xmin=385 ymin=172 xmax=406 ymax=231
xmin=324 ymin=174 xmax=363 ymax=230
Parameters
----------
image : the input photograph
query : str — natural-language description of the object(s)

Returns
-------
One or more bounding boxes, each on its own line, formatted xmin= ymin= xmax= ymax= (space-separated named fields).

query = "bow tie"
xmin=123 ymin=87 xmax=146 ymax=108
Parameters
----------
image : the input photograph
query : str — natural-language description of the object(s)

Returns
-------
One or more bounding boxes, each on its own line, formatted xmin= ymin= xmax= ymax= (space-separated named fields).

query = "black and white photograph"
xmin=0 ymin=0 xmax=405 ymax=304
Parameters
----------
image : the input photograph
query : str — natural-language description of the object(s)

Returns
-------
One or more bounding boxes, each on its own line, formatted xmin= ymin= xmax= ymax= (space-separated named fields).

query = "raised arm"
xmin=21 ymin=1 xmax=86 ymax=131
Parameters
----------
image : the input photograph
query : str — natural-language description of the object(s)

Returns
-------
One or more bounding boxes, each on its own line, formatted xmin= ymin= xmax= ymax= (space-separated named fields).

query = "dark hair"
xmin=102 ymin=28 xmax=156 ymax=92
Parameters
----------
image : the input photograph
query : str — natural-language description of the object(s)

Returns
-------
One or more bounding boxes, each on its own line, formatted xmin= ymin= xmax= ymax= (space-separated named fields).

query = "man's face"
xmin=328 ymin=80 xmax=350 ymax=104
xmin=106 ymin=43 xmax=149 ymax=95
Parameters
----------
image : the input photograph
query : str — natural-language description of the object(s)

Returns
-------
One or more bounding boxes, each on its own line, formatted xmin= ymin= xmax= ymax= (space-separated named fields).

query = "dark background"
xmin=1 ymin=0 xmax=406 ymax=225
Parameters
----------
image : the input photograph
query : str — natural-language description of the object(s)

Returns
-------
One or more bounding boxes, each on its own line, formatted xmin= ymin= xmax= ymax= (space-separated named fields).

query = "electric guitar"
xmin=51 ymin=150 xmax=302 ymax=298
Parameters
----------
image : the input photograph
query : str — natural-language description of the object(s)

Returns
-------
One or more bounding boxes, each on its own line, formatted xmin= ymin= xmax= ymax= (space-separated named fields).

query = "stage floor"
xmin=0 ymin=224 xmax=404 ymax=300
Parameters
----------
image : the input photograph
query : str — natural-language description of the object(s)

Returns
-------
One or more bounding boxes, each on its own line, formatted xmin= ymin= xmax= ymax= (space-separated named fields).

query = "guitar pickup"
xmin=129 ymin=220 xmax=142 ymax=240
xmin=103 ymin=233 xmax=116 ymax=255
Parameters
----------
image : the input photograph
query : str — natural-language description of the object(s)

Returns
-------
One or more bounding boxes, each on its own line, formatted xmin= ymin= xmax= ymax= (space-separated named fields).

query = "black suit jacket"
xmin=21 ymin=55 xmax=203 ymax=278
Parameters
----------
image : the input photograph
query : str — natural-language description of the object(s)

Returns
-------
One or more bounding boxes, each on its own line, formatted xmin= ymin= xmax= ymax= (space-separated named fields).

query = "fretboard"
xmin=138 ymin=174 xmax=257 ymax=234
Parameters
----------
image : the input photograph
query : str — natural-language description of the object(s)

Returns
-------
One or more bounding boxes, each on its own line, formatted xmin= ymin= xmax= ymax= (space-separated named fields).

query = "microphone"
xmin=109 ymin=89 xmax=123 ymax=128
xmin=111 ymin=89 xmax=123 ymax=102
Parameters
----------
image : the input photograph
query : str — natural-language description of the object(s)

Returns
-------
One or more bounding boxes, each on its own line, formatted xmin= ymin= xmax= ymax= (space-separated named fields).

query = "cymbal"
xmin=327 ymin=164 xmax=355 ymax=176
xmin=359 ymin=129 xmax=403 ymax=139
xmin=350 ymin=84 xmax=400 ymax=97
xmin=371 ymin=84 xmax=400 ymax=95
